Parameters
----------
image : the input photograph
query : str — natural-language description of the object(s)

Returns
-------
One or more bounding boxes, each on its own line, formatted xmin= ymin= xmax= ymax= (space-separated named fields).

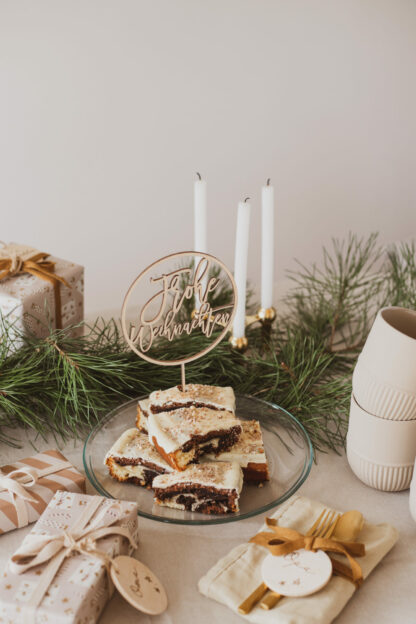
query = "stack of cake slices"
xmin=105 ymin=384 xmax=269 ymax=515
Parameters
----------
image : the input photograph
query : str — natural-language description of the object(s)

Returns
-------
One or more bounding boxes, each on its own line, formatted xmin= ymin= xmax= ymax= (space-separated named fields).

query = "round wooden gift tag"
xmin=261 ymin=549 xmax=332 ymax=597
xmin=110 ymin=556 xmax=168 ymax=615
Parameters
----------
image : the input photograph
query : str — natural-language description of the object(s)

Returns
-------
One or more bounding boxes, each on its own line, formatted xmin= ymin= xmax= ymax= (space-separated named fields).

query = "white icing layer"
xmin=152 ymin=461 xmax=243 ymax=494
xmin=138 ymin=397 xmax=151 ymax=413
xmin=204 ymin=420 xmax=267 ymax=468
xmin=105 ymin=428 xmax=172 ymax=472
xmin=147 ymin=407 xmax=241 ymax=454
xmin=149 ymin=384 xmax=235 ymax=412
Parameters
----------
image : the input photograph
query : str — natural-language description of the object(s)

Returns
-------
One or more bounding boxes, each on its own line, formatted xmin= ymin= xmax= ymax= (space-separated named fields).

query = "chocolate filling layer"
xmin=114 ymin=457 xmax=168 ymax=474
xmin=106 ymin=458 xmax=159 ymax=488
xmin=154 ymin=483 xmax=238 ymax=509
xmin=175 ymin=495 xmax=230 ymax=513
xmin=180 ymin=425 xmax=241 ymax=453
xmin=195 ymin=500 xmax=230 ymax=514
xmin=150 ymin=401 xmax=226 ymax=414
xmin=156 ymin=486 xmax=232 ymax=501
xmin=124 ymin=469 xmax=157 ymax=487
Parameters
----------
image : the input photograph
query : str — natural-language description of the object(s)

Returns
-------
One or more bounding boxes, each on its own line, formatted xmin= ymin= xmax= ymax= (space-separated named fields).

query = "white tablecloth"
xmin=0 ymin=430 xmax=415 ymax=623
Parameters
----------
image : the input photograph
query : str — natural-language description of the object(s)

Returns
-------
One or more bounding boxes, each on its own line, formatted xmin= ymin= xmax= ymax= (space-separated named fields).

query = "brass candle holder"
xmin=192 ymin=305 xmax=276 ymax=353
xmin=229 ymin=306 xmax=276 ymax=352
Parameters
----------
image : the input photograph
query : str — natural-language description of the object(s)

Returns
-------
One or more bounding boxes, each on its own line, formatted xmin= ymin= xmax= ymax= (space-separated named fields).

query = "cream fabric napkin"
xmin=198 ymin=495 xmax=398 ymax=624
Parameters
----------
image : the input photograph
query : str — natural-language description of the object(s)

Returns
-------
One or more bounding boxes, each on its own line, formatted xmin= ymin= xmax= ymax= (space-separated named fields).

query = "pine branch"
xmin=0 ymin=234 xmax=414 ymax=452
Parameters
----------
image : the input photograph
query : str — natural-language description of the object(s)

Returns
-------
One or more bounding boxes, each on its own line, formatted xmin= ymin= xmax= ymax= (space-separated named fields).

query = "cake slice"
xmin=105 ymin=428 xmax=173 ymax=489
xmin=203 ymin=420 xmax=269 ymax=484
xmin=149 ymin=384 xmax=235 ymax=414
xmin=147 ymin=407 xmax=242 ymax=470
xmin=136 ymin=398 xmax=151 ymax=433
xmin=153 ymin=461 xmax=243 ymax=514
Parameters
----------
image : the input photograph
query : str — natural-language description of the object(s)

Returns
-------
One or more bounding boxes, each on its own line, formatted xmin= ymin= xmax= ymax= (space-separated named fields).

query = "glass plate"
xmin=83 ymin=395 xmax=313 ymax=525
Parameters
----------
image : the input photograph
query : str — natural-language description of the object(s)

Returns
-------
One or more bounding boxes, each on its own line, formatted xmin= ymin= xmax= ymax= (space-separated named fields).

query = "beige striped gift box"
xmin=0 ymin=449 xmax=86 ymax=534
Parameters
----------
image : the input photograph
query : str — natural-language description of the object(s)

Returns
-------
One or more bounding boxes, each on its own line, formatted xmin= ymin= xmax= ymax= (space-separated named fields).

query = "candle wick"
xmin=196 ymin=172 xmax=202 ymax=180
xmin=244 ymin=197 xmax=250 ymax=202
xmin=266 ymin=178 xmax=271 ymax=186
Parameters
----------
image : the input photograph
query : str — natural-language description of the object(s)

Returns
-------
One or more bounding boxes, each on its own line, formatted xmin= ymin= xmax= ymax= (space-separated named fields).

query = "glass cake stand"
xmin=83 ymin=395 xmax=314 ymax=525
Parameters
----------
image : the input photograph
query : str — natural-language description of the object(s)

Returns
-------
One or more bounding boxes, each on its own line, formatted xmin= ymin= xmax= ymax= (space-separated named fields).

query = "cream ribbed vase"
xmin=346 ymin=395 xmax=416 ymax=491
xmin=352 ymin=307 xmax=416 ymax=421
xmin=353 ymin=359 xmax=416 ymax=421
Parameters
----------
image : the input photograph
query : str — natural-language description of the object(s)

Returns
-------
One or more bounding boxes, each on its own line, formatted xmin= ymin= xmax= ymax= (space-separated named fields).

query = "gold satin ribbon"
xmin=0 ymin=251 xmax=70 ymax=329
xmin=10 ymin=496 xmax=137 ymax=622
xmin=0 ymin=460 xmax=73 ymax=528
xmin=250 ymin=518 xmax=365 ymax=588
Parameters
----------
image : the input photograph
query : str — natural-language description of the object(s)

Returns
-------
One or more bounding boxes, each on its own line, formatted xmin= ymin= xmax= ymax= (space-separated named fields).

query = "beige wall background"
xmin=1 ymin=0 xmax=415 ymax=317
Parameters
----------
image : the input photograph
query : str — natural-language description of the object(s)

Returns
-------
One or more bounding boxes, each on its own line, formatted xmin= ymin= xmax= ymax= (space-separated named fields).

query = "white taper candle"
xmin=194 ymin=173 xmax=207 ymax=310
xmin=261 ymin=179 xmax=274 ymax=309
xmin=194 ymin=173 xmax=207 ymax=253
xmin=233 ymin=198 xmax=251 ymax=338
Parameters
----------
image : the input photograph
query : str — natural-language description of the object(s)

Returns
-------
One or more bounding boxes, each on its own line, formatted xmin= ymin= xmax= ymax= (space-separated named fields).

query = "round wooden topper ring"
xmin=110 ymin=556 xmax=168 ymax=615
xmin=261 ymin=549 xmax=333 ymax=597
xmin=121 ymin=251 xmax=237 ymax=366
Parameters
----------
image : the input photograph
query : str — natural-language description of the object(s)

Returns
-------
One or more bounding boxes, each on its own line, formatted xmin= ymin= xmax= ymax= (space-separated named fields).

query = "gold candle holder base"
xmin=257 ymin=306 xmax=277 ymax=324
xmin=230 ymin=306 xmax=276 ymax=351
xmin=229 ymin=335 xmax=249 ymax=352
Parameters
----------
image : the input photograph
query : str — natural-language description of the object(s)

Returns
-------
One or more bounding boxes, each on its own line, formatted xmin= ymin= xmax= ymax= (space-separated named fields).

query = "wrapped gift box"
xmin=0 ymin=243 xmax=84 ymax=344
xmin=0 ymin=491 xmax=139 ymax=623
xmin=0 ymin=449 xmax=86 ymax=534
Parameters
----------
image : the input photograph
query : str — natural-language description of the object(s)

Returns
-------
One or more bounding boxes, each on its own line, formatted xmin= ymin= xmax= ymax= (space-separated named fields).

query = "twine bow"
xmin=0 ymin=246 xmax=70 ymax=329
xmin=10 ymin=496 xmax=137 ymax=621
xmin=250 ymin=518 xmax=365 ymax=587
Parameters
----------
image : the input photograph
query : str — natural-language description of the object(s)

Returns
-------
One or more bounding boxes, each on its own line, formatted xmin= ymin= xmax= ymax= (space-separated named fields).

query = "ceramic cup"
xmin=352 ymin=307 xmax=416 ymax=421
xmin=347 ymin=394 xmax=416 ymax=491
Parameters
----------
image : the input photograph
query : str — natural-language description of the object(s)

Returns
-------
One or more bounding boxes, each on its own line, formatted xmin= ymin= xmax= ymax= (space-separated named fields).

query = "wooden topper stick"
xmin=181 ymin=362 xmax=186 ymax=389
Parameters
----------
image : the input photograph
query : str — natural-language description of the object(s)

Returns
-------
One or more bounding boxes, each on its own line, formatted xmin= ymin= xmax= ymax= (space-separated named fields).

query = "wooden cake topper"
xmin=121 ymin=251 xmax=237 ymax=385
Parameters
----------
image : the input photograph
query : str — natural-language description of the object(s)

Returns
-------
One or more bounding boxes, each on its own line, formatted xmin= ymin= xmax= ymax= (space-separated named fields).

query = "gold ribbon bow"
xmin=250 ymin=518 xmax=365 ymax=587
xmin=10 ymin=496 xmax=137 ymax=622
xmin=0 ymin=245 xmax=70 ymax=329
xmin=0 ymin=461 xmax=73 ymax=528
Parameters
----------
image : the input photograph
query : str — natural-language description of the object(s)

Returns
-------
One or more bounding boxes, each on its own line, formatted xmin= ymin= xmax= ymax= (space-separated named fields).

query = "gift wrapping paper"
xmin=0 ymin=491 xmax=139 ymax=624
xmin=0 ymin=248 xmax=84 ymax=343
xmin=0 ymin=450 xmax=86 ymax=534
